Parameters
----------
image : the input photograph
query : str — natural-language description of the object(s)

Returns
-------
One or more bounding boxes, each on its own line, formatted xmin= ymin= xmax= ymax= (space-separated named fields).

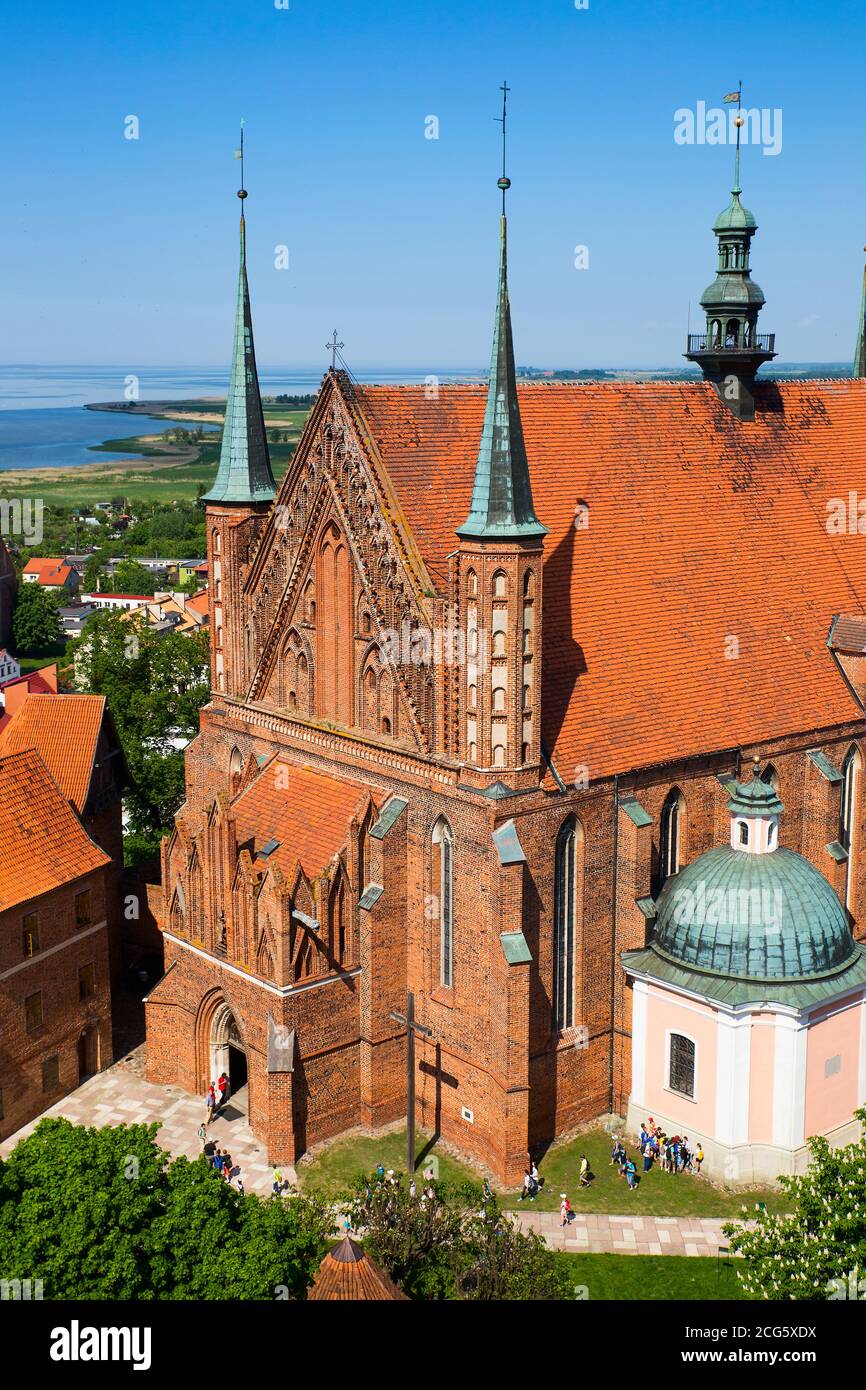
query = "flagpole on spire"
xmin=732 ymin=81 xmax=743 ymax=192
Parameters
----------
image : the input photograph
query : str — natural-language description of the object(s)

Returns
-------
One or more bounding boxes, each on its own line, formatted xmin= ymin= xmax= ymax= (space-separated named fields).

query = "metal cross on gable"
xmin=326 ymin=330 xmax=344 ymax=369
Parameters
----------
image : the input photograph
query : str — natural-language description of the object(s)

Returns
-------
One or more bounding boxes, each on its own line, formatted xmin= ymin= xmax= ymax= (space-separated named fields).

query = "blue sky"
xmin=2 ymin=0 xmax=865 ymax=369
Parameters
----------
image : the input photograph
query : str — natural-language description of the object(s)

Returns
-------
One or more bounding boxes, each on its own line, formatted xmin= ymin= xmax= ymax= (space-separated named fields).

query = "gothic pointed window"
xmin=432 ymin=818 xmax=454 ymax=988
xmin=554 ymin=816 xmax=583 ymax=1031
xmin=841 ymin=745 xmax=861 ymax=911
xmin=655 ymin=789 xmax=685 ymax=895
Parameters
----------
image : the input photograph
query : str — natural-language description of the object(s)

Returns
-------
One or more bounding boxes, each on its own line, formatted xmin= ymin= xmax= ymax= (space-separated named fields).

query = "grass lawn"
xmin=557 ymin=1252 xmax=753 ymax=1301
xmin=297 ymin=1128 xmax=480 ymax=1202
xmin=17 ymin=642 xmax=67 ymax=675
xmin=502 ymin=1129 xmax=789 ymax=1218
xmin=296 ymin=1125 xmax=788 ymax=1222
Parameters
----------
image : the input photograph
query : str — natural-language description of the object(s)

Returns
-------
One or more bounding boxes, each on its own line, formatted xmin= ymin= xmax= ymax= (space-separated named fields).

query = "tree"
xmin=11 ymin=582 xmax=62 ymax=655
xmin=724 ymin=1107 xmax=866 ymax=1300
xmin=83 ymin=548 xmax=109 ymax=593
xmin=71 ymin=609 xmax=209 ymax=849
xmin=346 ymin=1174 xmax=574 ymax=1300
xmin=112 ymin=559 xmax=158 ymax=597
xmin=0 ymin=1118 xmax=331 ymax=1300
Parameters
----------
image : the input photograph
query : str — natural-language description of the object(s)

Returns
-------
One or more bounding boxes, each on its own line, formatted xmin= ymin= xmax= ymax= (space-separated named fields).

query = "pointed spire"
xmin=854 ymin=252 xmax=866 ymax=378
xmin=457 ymin=87 xmax=545 ymax=543
xmin=203 ymin=126 xmax=276 ymax=507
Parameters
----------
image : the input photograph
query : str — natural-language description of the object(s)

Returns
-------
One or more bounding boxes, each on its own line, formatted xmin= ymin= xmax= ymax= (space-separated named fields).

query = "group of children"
xmin=635 ymin=1119 xmax=704 ymax=1176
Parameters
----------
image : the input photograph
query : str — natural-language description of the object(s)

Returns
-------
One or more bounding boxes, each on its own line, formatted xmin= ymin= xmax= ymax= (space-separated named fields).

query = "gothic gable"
xmin=238 ymin=374 xmax=438 ymax=752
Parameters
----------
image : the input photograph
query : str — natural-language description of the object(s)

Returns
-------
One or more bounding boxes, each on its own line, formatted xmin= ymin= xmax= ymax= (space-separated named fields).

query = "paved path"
xmin=1 ymin=1058 xmax=733 ymax=1253
xmin=514 ymin=1208 xmax=730 ymax=1255
xmin=0 ymin=1060 xmax=295 ymax=1196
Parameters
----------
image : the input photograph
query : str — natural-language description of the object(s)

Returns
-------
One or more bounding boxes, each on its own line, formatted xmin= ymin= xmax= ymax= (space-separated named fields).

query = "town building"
xmin=624 ymin=763 xmax=866 ymax=1181
xmin=146 ymin=141 xmax=866 ymax=1185
xmin=22 ymin=558 xmax=79 ymax=596
xmin=0 ymin=651 xmax=20 ymax=686
xmin=0 ymin=693 xmax=128 ymax=999
xmin=0 ymin=749 xmax=113 ymax=1142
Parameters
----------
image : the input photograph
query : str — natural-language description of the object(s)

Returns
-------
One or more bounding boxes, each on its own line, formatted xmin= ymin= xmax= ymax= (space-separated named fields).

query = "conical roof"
xmin=307 ymin=1237 xmax=408 ymax=1301
xmin=457 ymin=216 xmax=546 ymax=542
xmin=203 ymin=212 xmax=275 ymax=506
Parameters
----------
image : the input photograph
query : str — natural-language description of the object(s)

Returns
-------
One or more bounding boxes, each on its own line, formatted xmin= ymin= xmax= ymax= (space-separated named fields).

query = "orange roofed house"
xmin=0 ymin=750 xmax=112 ymax=1140
xmin=21 ymin=557 xmax=79 ymax=596
xmin=146 ymin=149 xmax=866 ymax=1184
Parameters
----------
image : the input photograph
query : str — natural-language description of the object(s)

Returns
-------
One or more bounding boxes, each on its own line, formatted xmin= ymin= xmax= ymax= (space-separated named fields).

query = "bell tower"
xmin=203 ymin=127 xmax=276 ymax=698
xmin=454 ymin=84 xmax=547 ymax=788
xmin=685 ymin=86 xmax=776 ymax=421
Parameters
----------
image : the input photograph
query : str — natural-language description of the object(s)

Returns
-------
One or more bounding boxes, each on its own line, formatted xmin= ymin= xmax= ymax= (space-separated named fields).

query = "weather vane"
xmin=723 ymin=82 xmax=744 ymax=191
xmin=326 ymin=329 xmax=344 ymax=369
xmin=495 ymin=80 xmax=511 ymax=213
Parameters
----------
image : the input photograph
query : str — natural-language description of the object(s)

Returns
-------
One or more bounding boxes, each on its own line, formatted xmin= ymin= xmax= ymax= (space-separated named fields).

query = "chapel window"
xmin=668 ymin=1033 xmax=696 ymax=1099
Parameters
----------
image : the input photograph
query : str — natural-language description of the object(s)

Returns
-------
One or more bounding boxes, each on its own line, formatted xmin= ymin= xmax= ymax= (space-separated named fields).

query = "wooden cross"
xmin=326 ymin=330 xmax=344 ymax=369
xmin=389 ymin=991 xmax=433 ymax=1175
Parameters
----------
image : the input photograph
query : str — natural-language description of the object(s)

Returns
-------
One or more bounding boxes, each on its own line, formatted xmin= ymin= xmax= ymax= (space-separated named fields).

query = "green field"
xmin=0 ymin=404 xmax=310 ymax=509
xmin=557 ymin=1252 xmax=752 ymax=1301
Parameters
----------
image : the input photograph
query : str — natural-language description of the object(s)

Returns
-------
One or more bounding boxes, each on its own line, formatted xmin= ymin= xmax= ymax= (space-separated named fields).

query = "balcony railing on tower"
xmin=687 ymin=332 xmax=775 ymax=354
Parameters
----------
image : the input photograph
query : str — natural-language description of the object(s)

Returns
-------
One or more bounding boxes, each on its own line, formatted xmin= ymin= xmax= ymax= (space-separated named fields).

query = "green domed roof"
xmin=653 ymin=845 xmax=854 ymax=981
xmin=713 ymin=190 xmax=757 ymax=232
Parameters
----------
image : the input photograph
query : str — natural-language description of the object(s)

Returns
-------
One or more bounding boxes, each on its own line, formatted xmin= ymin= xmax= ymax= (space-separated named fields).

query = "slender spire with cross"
xmin=202 ymin=121 xmax=275 ymax=505
xmin=326 ymin=329 xmax=344 ymax=370
xmin=457 ymin=82 xmax=546 ymax=543
xmin=495 ymin=80 xmax=511 ymax=214
xmin=236 ymin=119 xmax=247 ymax=203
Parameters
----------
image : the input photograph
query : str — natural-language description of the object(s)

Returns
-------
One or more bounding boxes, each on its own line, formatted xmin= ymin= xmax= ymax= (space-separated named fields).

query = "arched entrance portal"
xmin=209 ymin=1002 xmax=248 ymax=1110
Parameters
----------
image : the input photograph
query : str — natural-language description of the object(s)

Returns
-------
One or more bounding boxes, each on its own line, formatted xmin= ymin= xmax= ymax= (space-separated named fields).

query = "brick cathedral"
xmin=146 ymin=139 xmax=866 ymax=1185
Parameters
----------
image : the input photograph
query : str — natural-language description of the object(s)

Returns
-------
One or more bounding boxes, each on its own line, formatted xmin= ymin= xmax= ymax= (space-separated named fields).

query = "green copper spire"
xmin=203 ymin=133 xmax=275 ymax=507
xmin=854 ymin=252 xmax=866 ymax=378
xmin=457 ymin=86 xmax=546 ymax=543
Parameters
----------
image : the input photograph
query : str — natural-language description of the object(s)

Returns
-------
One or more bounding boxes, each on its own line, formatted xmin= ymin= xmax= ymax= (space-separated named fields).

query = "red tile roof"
xmin=185 ymin=590 xmax=209 ymax=617
xmin=0 ymin=749 xmax=109 ymax=910
xmin=22 ymin=558 xmax=74 ymax=586
xmin=0 ymin=671 xmax=55 ymax=696
xmin=352 ymin=378 xmax=866 ymax=778
xmin=232 ymin=760 xmax=380 ymax=880
xmin=0 ymin=694 xmax=106 ymax=812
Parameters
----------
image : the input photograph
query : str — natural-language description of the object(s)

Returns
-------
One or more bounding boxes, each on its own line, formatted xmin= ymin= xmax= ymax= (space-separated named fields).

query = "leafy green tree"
xmin=71 ymin=610 xmax=209 ymax=844
xmin=11 ymin=582 xmax=63 ymax=655
xmin=346 ymin=1174 xmax=574 ymax=1300
xmin=111 ymin=559 xmax=158 ymax=596
xmin=724 ymin=1107 xmax=866 ymax=1300
xmin=0 ymin=1118 xmax=331 ymax=1300
xmin=83 ymin=548 xmax=109 ymax=593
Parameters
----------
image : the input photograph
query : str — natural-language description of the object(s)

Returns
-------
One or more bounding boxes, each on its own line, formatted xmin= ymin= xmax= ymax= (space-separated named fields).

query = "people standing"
xmin=217 ymin=1072 xmax=230 ymax=1112
xmin=625 ymin=1158 xmax=637 ymax=1191
xmin=579 ymin=1155 xmax=591 ymax=1188
xmin=205 ymin=1085 xmax=216 ymax=1125
xmin=695 ymin=1144 xmax=704 ymax=1175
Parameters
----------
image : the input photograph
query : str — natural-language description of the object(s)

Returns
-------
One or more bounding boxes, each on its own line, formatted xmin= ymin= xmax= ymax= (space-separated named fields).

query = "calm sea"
xmin=0 ymin=365 xmax=482 ymax=471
